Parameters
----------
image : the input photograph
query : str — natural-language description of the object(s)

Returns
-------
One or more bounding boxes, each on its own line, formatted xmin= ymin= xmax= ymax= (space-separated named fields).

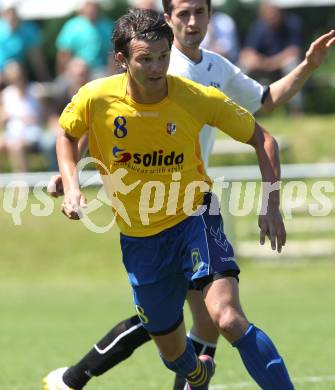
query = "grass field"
xmin=1 ymin=185 xmax=335 ymax=390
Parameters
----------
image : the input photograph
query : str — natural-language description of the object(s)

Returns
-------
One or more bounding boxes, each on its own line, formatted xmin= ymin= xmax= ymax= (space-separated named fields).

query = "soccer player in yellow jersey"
xmin=49 ymin=8 xmax=295 ymax=390
xmin=45 ymin=3 xmax=335 ymax=389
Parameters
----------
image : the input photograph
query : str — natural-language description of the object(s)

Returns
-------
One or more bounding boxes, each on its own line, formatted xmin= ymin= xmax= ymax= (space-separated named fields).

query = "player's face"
xmin=121 ymin=38 xmax=171 ymax=101
xmin=165 ymin=0 xmax=210 ymax=49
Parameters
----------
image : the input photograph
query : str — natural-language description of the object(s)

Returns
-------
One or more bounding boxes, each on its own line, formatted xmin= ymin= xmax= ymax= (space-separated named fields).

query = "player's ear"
xmin=164 ymin=13 xmax=172 ymax=29
xmin=115 ymin=51 xmax=128 ymax=71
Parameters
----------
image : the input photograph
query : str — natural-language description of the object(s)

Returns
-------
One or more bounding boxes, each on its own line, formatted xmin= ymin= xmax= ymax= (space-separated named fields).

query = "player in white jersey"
xmin=168 ymin=45 xmax=264 ymax=166
xmin=44 ymin=1 xmax=334 ymax=389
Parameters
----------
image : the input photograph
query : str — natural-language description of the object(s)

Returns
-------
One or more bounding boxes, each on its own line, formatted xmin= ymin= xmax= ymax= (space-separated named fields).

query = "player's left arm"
xmin=247 ymin=123 xmax=286 ymax=253
xmin=262 ymin=30 xmax=335 ymax=113
xmin=202 ymin=86 xmax=286 ymax=252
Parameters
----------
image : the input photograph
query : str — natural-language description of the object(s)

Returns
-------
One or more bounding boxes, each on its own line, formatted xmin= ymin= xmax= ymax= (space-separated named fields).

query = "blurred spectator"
xmin=36 ymin=58 xmax=91 ymax=170
xmin=201 ymin=10 xmax=240 ymax=64
xmin=46 ymin=58 xmax=91 ymax=132
xmin=239 ymin=0 xmax=303 ymax=112
xmin=0 ymin=61 xmax=43 ymax=172
xmin=54 ymin=58 xmax=91 ymax=114
xmin=55 ymin=0 xmax=114 ymax=78
xmin=0 ymin=0 xmax=50 ymax=86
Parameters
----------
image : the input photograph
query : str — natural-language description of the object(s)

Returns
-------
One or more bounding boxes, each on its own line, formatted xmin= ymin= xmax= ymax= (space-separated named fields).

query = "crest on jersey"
xmin=191 ymin=248 xmax=203 ymax=273
xmin=166 ymin=122 xmax=177 ymax=135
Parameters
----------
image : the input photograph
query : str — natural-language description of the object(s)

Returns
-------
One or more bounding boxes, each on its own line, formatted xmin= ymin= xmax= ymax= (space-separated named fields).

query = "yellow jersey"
xmin=59 ymin=73 xmax=255 ymax=236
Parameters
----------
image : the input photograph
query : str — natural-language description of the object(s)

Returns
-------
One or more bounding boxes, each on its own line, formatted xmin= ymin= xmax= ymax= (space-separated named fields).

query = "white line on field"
xmin=210 ymin=374 xmax=335 ymax=389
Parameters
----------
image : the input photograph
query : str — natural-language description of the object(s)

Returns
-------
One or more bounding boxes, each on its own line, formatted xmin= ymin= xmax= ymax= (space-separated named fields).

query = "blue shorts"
xmin=120 ymin=193 xmax=239 ymax=335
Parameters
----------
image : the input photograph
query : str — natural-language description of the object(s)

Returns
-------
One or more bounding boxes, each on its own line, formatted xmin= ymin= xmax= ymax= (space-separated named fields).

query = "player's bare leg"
xmin=203 ymin=277 xmax=248 ymax=342
xmin=152 ymin=321 xmax=187 ymax=361
xmin=187 ymin=290 xmax=219 ymax=343
xmin=204 ymin=277 xmax=294 ymax=389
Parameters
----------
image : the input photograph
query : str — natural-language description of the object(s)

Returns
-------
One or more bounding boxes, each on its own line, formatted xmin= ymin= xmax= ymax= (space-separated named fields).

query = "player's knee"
xmin=215 ymin=307 xmax=248 ymax=340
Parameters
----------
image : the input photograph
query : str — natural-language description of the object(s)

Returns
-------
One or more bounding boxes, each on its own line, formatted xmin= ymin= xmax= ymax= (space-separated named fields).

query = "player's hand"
xmin=258 ymin=204 xmax=286 ymax=253
xmin=47 ymin=174 xmax=64 ymax=198
xmin=61 ymin=189 xmax=87 ymax=220
xmin=305 ymin=30 xmax=335 ymax=70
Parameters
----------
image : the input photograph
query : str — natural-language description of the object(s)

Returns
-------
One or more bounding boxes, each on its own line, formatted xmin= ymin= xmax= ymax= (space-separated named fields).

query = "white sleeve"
xmin=220 ymin=58 xmax=264 ymax=114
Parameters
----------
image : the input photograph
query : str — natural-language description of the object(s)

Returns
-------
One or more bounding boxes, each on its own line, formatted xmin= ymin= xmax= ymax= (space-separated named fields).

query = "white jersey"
xmin=168 ymin=45 xmax=264 ymax=166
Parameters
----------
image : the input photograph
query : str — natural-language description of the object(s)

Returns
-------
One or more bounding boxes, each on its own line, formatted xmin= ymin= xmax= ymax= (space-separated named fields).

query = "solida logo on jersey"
xmin=112 ymin=146 xmax=132 ymax=163
xmin=112 ymin=146 xmax=184 ymax=167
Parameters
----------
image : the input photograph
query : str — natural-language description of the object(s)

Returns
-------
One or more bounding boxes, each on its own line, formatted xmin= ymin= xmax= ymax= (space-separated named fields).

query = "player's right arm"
xmin=48 ymin=133 xmax=88 ymax=198
xmin=56 ymin=85 xmax=90 ymax=218
xmin=57 ymin=131 xmax=87 ymax=220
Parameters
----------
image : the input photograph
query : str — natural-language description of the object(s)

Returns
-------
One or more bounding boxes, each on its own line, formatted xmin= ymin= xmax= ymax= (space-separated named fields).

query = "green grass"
xmin=1 ymin=189 xmax=335 ymax=389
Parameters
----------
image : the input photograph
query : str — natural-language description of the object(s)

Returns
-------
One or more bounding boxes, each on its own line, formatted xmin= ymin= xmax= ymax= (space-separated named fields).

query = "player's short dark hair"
xmin=112 ymin=8 xmax=174 ymax=59
xmin=162 ymin=0 xmax=211 ymax=15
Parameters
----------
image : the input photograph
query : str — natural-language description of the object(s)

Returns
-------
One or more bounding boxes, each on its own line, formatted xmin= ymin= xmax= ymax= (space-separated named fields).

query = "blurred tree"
xmin=221 ymin=0 xmax=258 ymax=41
xmin=41 ymin=16 xmax=69 ymax=77
xmin=218 ymin=1 xmax=335 ymax=113
xmin=104 ymin=0 xmax=129 ymax=20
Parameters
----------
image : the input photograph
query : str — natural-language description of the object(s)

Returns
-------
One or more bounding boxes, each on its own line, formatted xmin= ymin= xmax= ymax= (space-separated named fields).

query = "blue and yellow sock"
xmin=186 ymin=355 xmax=208 ymax=387
xmin=162 ymin=338 xmax=208 ymax=387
